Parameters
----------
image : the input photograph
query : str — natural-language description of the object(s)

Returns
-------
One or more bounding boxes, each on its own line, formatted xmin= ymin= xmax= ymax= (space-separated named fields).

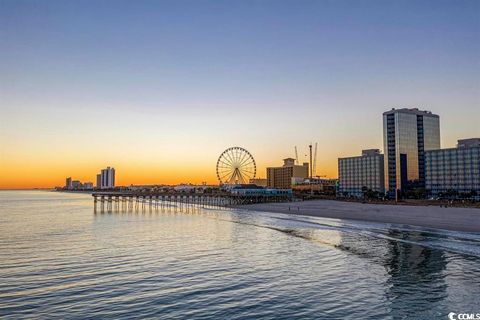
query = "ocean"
xmin=1 ymin=190 xmax=479 ymax=319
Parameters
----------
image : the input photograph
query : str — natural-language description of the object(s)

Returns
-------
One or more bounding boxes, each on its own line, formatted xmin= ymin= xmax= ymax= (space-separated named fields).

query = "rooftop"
xmin=383 ymin=108 xmax=439 ymax=117
xmin=425 ymin=138 xmax=480 ymax=153
xmin=362 ymin=149 xmax=381 ymax=156
xmin=458 ymin=138 xmax=480 ymax=148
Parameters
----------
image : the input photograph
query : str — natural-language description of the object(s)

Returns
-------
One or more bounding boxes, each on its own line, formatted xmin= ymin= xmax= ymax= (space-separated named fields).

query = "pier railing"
xmin=92 ymin=191 xmax=292 ymax=213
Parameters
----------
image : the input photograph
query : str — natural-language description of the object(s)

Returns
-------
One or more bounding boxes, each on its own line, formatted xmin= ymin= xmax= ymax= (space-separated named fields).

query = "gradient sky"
xmin=1 ymin=0 xmax=479 ymax=188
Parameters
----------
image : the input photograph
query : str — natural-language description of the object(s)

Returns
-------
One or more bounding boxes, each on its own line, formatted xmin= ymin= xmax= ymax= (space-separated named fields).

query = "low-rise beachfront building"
xmin=71 ymin=180 xmax=82 ymax=189
xmin=291 ymin=177 xmax=337 ymax=195
xmin=230 ymin=185 xmax=292 ymax=197
xmin=425 ymin=138 xmax=480 ymax=199
xmin=96 ymin=174 xmax=101 ymax=188
xmin=249 ymin=178 xmax=268 ymax=187
xmin=83 ymin=182 xmax=94 ymax=190
xmin=338 ymin=149 xmax=385 ymax=198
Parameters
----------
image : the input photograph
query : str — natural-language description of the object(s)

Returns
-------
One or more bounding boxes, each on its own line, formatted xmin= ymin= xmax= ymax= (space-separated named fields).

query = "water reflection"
xmin=385 ymin=232 xmax=447 ymax=318
xmin=2 ymin=191 xmax=479 ymax=320
xmin=94 ymin=203 xmax=464 ymax=319
xmin=338 ymin=230 xmax=449 ymax=318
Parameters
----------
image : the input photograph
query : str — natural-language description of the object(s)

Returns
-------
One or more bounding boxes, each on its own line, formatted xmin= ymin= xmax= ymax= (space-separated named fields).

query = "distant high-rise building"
xmin=425 ymin=138 xmax=480 ymax=198
xmin=99 ymin=167 xmax=115 ymax=189
xmin=96 ymin=174 xmax=101 ymax=188
xmin=267 ymin=158 xmax=309 ymax=189
xmin=383 ymin=108 xmax=440 ymax=198
xmin=338 ymin=149 xmax=384 ymax=198
xmin=65 ymin=177 xmax=72 ymax=190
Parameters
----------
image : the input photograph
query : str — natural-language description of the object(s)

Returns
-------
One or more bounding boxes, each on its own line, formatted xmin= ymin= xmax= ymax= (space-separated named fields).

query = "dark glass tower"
xmin=383 ymin=108 xmax=440 ymax=198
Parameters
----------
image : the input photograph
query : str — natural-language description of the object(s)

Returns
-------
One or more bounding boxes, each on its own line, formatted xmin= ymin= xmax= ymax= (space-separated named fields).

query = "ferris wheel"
xmin=216 ymin=147 xmax=256 ymax=184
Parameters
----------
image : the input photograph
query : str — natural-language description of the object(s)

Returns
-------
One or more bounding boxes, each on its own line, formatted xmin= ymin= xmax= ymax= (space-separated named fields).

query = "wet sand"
xmin=237 ymin=200 xmax=480 ymax=233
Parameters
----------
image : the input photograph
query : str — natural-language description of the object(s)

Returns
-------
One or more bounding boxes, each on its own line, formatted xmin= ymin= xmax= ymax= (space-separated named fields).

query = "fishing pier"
xmin=93 ymin=191 xmax=292 ymax=213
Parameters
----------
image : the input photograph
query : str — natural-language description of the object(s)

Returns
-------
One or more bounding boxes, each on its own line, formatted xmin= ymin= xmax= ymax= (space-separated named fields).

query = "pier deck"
xmin=92 ymin=191 xmax=292 ymax=213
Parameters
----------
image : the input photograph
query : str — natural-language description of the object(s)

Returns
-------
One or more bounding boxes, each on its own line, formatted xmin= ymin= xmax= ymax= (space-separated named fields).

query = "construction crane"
xmin=294 ymin=146 xmax=299 ymax=165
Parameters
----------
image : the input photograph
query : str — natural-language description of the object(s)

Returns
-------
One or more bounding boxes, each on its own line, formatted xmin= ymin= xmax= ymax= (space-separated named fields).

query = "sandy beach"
xmin=237 ymin=200 xmax=480 ymax=233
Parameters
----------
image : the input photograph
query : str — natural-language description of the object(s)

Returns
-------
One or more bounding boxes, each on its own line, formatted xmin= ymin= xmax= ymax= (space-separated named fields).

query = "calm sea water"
xmin=1 ymin=191 xmax=480 ymax=319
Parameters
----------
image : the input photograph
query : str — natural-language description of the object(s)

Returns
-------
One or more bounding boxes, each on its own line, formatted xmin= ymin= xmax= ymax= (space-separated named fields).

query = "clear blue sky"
xmin=1 ymin=0 xmax=479 ymax=187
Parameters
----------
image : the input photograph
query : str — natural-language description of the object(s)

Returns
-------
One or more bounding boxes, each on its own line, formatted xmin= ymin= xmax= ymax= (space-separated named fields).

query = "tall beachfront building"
xmin=425 ymin=138 xmax=480 ymax=198
xmin=99 ymin=167 xmax=115 ymax=189
xmin=338 ymin=149 xmax=385 ymax=198
xmin=65 ymin=177 xmax=72 ymax=190
xmin=383 ymin=108 xmax=440 ymax=198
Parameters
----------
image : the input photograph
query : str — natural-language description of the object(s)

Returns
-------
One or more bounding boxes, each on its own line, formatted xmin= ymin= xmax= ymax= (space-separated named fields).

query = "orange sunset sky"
xmin=1 ymin=105 xmax=478 ymax=189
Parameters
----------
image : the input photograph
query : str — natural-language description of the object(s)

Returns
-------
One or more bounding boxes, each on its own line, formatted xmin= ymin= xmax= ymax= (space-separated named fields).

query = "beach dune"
xmin=237 ymin=200 xmax=480 ymax=233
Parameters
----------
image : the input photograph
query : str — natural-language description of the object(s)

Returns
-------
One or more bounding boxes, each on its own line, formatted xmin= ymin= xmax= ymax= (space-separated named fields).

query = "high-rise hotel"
xmin=96 ymin=167 xmax=115 ymax=189
xmin=383 ymin=108 xmax=440 ymax=197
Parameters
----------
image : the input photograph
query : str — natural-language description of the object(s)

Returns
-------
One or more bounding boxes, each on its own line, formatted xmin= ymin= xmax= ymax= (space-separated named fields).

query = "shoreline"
xmin=237 ymin=199 xmax=480 ymax=233
xmin=54 ymin=190 xmax=94 ymax=194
